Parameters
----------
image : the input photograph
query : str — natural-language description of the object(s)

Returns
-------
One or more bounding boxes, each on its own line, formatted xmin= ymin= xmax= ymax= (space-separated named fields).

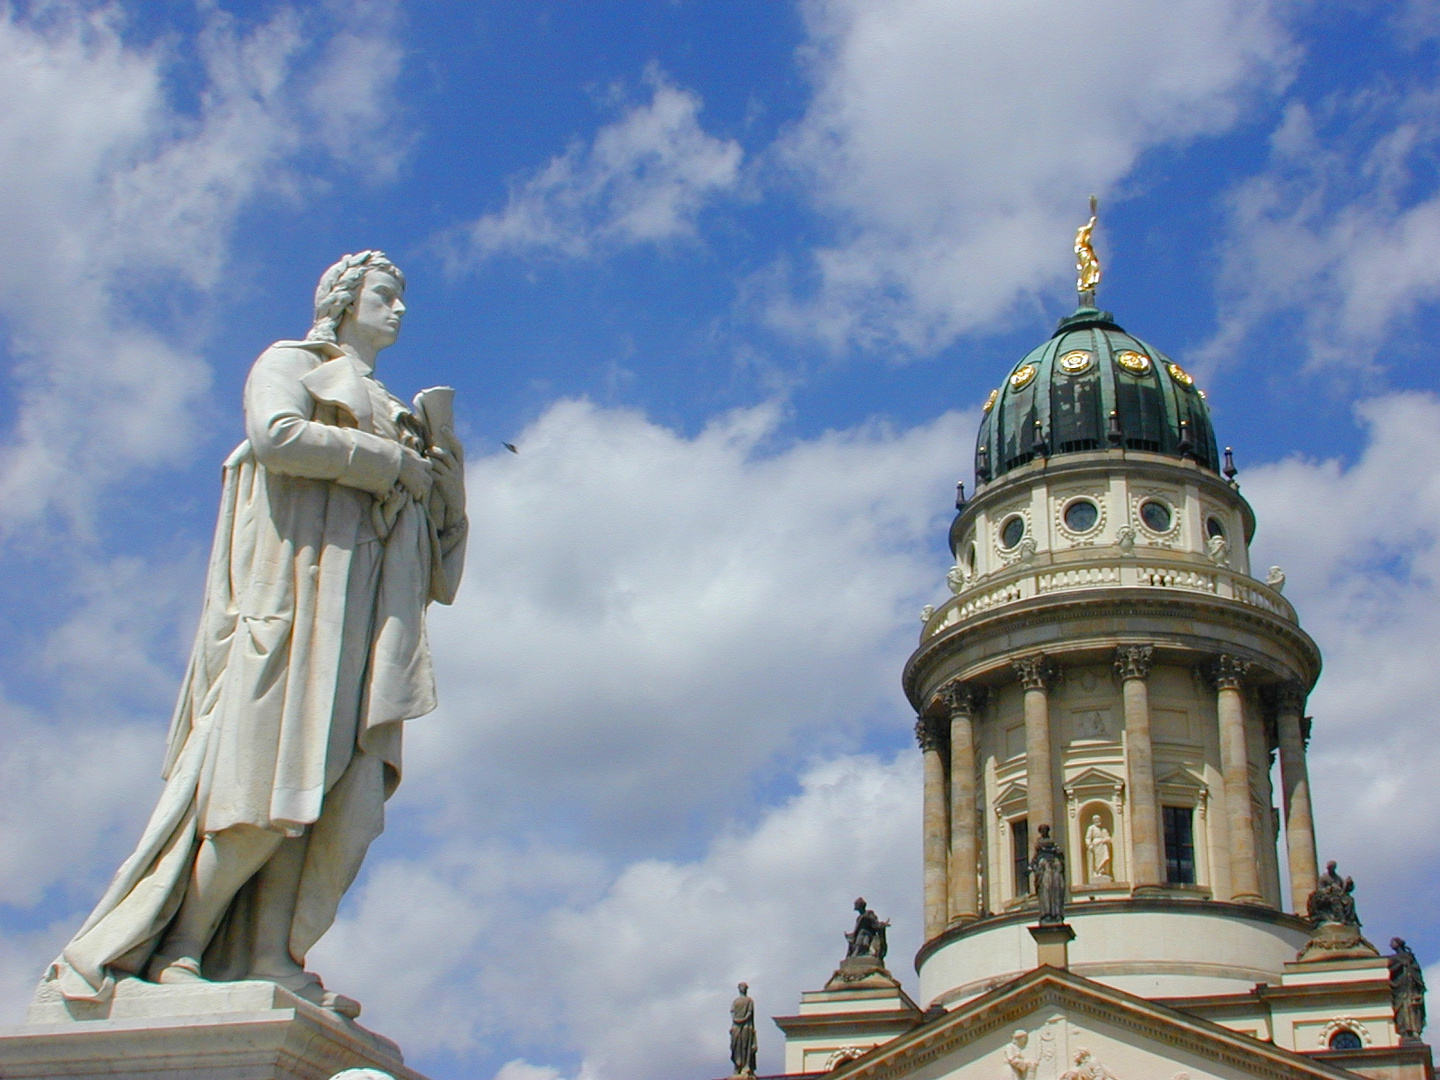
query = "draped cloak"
xmin=45 ymin=340 xmax=466 ymax=1002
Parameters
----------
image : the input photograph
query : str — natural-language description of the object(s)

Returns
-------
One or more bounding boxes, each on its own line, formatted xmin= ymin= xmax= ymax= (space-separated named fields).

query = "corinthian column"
xmin=1213 ymin=655 xmax=1262 ymax=903
xmin=1115 ymin=646 xmax=1161 ymax=889
xmin=1013 ymin=654 xmax=1056 ymax=841
xmin=940 ymin=682 xmax=984 ymax=922
xmin=1273 ymin=684 xmax=1318 ymax=913
xmin=915 ymin=714 xmax=950 ymax=940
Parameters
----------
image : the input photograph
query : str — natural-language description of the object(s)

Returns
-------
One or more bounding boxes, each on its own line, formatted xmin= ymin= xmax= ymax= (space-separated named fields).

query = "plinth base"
xmin=1296 ymin=920 xmax=1379 ymax=963
xmin=1028 ymin=922 xmax=1076 ymax=969
xmin=1 ymin=978 xmax=430 ymax=1079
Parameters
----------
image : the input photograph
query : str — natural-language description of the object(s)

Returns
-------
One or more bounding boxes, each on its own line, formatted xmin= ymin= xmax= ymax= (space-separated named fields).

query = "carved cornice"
xmin=1265 ymin=682 xmax=1306 ymax=717
xmin=1012 ymin=654 xmax=1056 ymax=691
xmin=914 ymin=714 xmax=947 ymax=753
xmin=1209 ymin=654 xmax=1251 ymax=691
xmin=936 ymin=681 xmax=986 ymax=717
xmin=902 ymin=589 xmax=1321 ymax=711
xmin=1113 ymin=644 xmax=1154 ymax=682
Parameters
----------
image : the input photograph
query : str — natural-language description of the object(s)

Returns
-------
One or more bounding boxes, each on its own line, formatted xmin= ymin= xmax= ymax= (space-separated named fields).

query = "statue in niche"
xmin=1004 ymin=1030 xmax=1037 ymax=1080
xmin=845 ymin=897 xmax=890 ymax=962
xmin=1084 ymin=814 xmax=1113 ymax=882
xmin=1389 ymin=939 xmax=1427 ymax=1042
xmin=1030 ymin=825 xmax=1067 ymax=923
xmin=1308 ymin=861 xmax=1360 ymax=927
xmin=729 ymin=983 xmax=758 ymax=1076
xmin=38 ymin=252 xmax=467 ymax=1017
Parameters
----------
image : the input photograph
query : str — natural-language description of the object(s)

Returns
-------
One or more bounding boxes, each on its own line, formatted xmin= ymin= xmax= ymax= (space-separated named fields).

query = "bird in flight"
xmin=503 ymin=442 xmax=518 ymax=454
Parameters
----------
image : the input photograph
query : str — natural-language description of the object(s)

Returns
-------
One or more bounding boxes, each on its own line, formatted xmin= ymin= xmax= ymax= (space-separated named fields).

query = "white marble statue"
xmin=1085 ymin=815 xmax=1113 ymax=882
xmin=38 ymin=252 xmax=467 ymax=1017
xmin=1004 ymin=1030 xmax=1037 ymax=1080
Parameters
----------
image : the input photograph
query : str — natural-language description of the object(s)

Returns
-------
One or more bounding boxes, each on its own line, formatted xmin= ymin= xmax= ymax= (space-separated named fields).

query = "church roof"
xmin=973 ymin=307 xmax=1219 ymax=485
xmin=825 ymin=967 xmax=1366 ymax=1080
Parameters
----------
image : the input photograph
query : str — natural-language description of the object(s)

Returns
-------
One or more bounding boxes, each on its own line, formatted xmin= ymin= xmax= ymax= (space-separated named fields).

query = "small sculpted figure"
xmin=1085 ymin=815 xmax=1113 ymax=882
xmin=1389 ymin=938 xmax=1427 ymax=1041
xmin=39 ymin=252 xmax=467 ymax=1016
xmin=1307 ymin=860 xmax=1360 ymax=927
xmin=730 ymin=983 xmax=758 ymax=1077
xmin=844 ymin=897 xmax=890 ymax=962
xmin=1062 ymin=1049 xmax=1117 ymax=1080
xmin=1030 ymin=825 xmax=1067 ymax=923
xmin=1004 ymin=1030 xmax=1037 ymax=1080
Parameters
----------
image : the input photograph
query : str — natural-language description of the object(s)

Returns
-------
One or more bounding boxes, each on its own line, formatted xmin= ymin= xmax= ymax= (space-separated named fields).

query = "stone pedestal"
xmin=774 ymin=961 xmax=923 ymax=1075
xmin=1028 ymin=923 xmax=1075 ymax=970
xmin=0 ymin=978 xmax=430 ymax=1080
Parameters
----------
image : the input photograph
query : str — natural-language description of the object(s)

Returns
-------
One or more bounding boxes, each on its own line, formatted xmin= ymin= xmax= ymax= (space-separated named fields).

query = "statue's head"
xmin=1012 ymin=1030 xmax=1028 ymax=1046
xmin=854 ymin=897 xmax=867 ymax=912
xmin=1392 ymin=937 xmax=1406 ymax=952
xmin=738 ymin=982 xmax=748 ymax=994
xmin=1038 ymin=824 xmax=1051 ymax=839
xmin=1326 ymin=859 xmax=1339 ymax=875
xmin=1091 ymin=814 xmax=1101 ymax=825
xmin=307 ymin=251 xmax=406 ymax=345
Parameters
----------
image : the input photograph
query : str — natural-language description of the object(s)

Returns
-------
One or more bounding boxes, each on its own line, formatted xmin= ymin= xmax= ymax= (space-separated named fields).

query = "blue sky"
xmin=2 ymin=3 xmax=1440 ymax=1080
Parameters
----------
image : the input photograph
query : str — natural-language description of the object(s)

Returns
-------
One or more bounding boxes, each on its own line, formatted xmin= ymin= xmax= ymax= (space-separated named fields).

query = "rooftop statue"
xmin=1307 ymin=860 xmax=1360 ymax=927
xmin=38 ymin=252 xmax=467 ymax=1017
xmin=845 ymin=897 xmax=890 ymax=962
xmin=1074 ymin=196 xmax=1101 ymax=300
xmin=1389 ymin=939 xmax=1427 ymax=1042
xmin=1298 ymin=860 xmax=1377 ymax=962
xmin=729 ymin=982 xmax=758 ymax=1077
xmin=1031 ymin=825 xmax=1067 ymax=924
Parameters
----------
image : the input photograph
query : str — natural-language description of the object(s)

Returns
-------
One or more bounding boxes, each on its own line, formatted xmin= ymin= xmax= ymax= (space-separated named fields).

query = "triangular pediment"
xmin=828 ymin=968 xmax=1358 ymax=1080
xmin=1062 ymin=768 xmax=1124 ymax=798
xmin=1155 ymin=765 xmax=1207 ymax=792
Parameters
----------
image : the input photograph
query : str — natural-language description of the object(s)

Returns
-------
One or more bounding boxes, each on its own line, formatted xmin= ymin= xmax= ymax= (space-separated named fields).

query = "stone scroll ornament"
xmin=36 ymin=252 xmax=468 ymax=1019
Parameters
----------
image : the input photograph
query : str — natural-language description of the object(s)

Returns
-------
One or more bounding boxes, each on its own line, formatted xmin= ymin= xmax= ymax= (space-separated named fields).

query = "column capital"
xmin=1208 ymin=654 xmax=1251 ymax=691
xmin=1114 ymin=644 xmax=1154 ymax=682
xmin=1265 ymin=682 xmax=1307 ymax=716
xmin=937 ymin=680 xmax=986 ymax=717
xmin=1013 ymin=654 xmax=1057 ymax=692
xmin=915 ymin=714 xmax=948 ymax=753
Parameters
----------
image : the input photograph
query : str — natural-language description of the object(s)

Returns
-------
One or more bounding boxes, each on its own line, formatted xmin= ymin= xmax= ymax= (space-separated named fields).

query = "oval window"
xmin=1205 ymin=516 xmax=1226 ymax=540
xmin=1000 ymin=515 xmax=1025 ymax=549
xmin=1329 ymin=1031 xmax=1363 ymax=1051
xmin=1064 ymin=499 xmax=1099 ymax=533
xmin=965 ymin=542 xmax=977 ymax=571
xmin=1139 ymin=500 xmax=1172 ymax=533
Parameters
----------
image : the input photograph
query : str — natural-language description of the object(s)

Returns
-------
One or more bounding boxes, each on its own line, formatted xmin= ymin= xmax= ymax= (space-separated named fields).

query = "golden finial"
xmin=1075 ymin=194 xmax=1100 ymax=303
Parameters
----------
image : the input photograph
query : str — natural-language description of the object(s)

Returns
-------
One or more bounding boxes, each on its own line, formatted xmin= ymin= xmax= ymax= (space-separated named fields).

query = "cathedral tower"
xmin=902 ymin=234 xmax=1323 ymax=1009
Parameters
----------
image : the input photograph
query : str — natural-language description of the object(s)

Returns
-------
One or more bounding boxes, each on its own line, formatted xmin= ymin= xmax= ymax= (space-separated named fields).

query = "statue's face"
xmin=341 ymin=270 xmax=405 ymax=352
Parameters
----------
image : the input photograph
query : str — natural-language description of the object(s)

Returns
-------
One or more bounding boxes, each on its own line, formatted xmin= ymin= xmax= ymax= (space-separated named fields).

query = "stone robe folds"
xmin=46 ymin=340 xmax=466 ymax=1002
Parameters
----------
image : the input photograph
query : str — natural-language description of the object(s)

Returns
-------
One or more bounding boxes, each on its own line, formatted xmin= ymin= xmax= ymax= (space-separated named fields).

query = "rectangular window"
xmin=1012 ymin=818 xmax=1030 ymax=895
xmin=1163 ymin=805 xmax=1196 ymax=885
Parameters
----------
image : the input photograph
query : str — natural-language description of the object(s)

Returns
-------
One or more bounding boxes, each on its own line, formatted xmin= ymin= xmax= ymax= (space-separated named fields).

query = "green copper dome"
xmin=973 ymin=306 xmax=1218 ymax=484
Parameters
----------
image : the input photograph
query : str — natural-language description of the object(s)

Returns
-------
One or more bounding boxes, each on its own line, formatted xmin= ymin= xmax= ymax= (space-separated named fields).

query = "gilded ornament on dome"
xmin=1115 ymin=349 xmax=1151 ymax=375
xmin=983 ymin=388 xmax=999 ymax=413
xmin=1009 ymin=363 xmax=1038 ymax=390
xmin=1167 ymin=362 xmax=1195 ymax=387
xmin=1058 ymin=349 xmax=1093 ymax=375
xmin=1075 ymin=196 xmax=1101 ymax=297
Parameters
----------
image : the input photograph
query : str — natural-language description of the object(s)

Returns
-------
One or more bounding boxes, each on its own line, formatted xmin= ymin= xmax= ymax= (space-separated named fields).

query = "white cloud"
xmin=1208 ymin=80 xmax=1440 ymax=370
xmin=1244 ymin=393 xmax=1440 ymax=930
xmin=448 ymin=68 xmax=743 ymax=263
xmin=767 ymin=0 xmax=1295 ymax=351
xmin=406 ymin=399 xmax=970 ymax=845
xmin=313 ymin=752 xmax=921 ymax=1080
xmin=0 ymin=1 xmax=405 ymax=539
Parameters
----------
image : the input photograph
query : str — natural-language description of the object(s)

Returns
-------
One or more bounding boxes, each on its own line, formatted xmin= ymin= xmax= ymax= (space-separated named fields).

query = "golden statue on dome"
xmin=1075 ymin=195 xmax=1101 ymax=301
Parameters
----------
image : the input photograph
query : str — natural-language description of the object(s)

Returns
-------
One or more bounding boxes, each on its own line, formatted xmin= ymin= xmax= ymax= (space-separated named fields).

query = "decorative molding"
xmin=938 ymin=681 xmax=986 ymax=717
xmin=1114 ymin=644 xmax=1154 ymax=682
xmin=826 ymin=1047 xmax=869 ymax=1070
xmin=1012 ymin=654 xmax=1056 ymax=692
xmin=1209 ymin=654 xmax=1251 ymax=691
xmin=914 ymin=714 xmax=947 ymax=753
xmin=1318 ymin=1018 xmax=1371 ymax=1049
